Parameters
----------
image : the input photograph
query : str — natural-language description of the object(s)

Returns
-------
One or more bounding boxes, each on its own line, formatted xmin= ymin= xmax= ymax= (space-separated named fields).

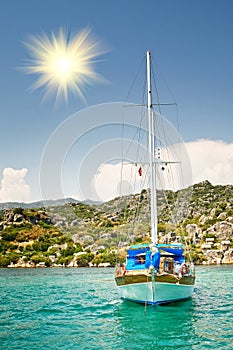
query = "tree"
xmin=13 ymin=207 xmax=24 ymax=215
xmin=56 ymin=256 xmax=72 ymax=266
xmin=44 ymin=257 xmax=52 ymax=267
xmin=1 ymin=229 xmax=18 ymax=242
xmin=76 ymin=254 xmax=89 ymax=267
xmin=60 ymin=244 xmax=75 ymax=257
xmin=0 ymin=255 xmax=10 ymax=267
xmin=31 ymin=254 xmax=44 ymax=264
xmin=8 ymin=252 xmax=20 ymax=264
xmin=32 ymin=241 xmax=41 ymax=251
xmin=75 ymin=243 xmax=83 ymax=252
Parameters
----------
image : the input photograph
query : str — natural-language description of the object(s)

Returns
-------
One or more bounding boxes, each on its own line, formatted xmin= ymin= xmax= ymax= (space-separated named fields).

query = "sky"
xmin=0 ymin=0 xmax=233 ymax=203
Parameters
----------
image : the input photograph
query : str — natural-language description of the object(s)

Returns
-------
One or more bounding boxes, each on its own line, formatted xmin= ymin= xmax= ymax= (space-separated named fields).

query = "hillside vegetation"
xmin=0 ymin=180 xmax=232 ymax=267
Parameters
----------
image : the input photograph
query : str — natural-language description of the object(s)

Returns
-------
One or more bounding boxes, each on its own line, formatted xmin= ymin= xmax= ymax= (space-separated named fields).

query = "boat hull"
xmin=115 ymin=273 xmax=195 ymax=305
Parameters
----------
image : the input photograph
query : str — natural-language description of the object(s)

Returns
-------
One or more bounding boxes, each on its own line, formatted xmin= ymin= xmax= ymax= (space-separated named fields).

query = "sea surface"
xmin=0 ymin=265 xmax=232 ymax=349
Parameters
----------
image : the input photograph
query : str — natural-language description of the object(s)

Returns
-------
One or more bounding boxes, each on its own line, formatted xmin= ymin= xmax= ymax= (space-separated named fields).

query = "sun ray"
xmin=22 ymin=27 xmax=106 ymax=105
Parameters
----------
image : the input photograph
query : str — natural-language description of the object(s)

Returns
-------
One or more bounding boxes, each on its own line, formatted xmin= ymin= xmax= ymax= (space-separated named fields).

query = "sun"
xmin=22 ymin=27 xmax=105 ymax=104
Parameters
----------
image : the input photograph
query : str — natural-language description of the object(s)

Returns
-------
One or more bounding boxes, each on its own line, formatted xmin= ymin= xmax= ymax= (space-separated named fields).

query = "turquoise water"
xmin=0 ymin=266 xmax=232 ymax=349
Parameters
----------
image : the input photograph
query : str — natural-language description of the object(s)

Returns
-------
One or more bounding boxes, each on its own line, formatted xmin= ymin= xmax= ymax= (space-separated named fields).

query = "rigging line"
xmin=135 ymin=68 xmax=149 ymax=171
xmin=124 ymin=103 xmax=177 ymax=107
xmin=151 ymin=56 xmax=182 ymax=194
xmin=153 ymin=103 xmax=177 ymax=106
xmin=129 ymin=165 xmax=150 ymax=240
xmin=130 ymin=66 xmax=147 ymax=170
xmin=119 ymin=107 xmax=147 ymax=162
xmin=159 ymin=180 xmax=176 ymax=237
xmin=125 ymin=166 xmax=134 ymax=242
xmin=157 ymin=157 xmax=178 ymax=235
xmin=124 ymin=55 xmax=146 ymax=104
xmin=119 ymin=120 xmax=146 ymax=232
xmin=130 ymin=166 xmax=145 ymax=235
xmin=151 ymin=73 xmax=172 ymax=184
xmin=130 ymin=65 xmax=150 ymax=235
xmin=122 ymin=170 xmax=144 ymax=236
xmin=131 ymin=180 xmax=144 ymax=230
xmin=151 ymin=59 xmax=186 ymax=195
xmin=155 ymin=113 xmax=177 ymax=192
xmin=134 ymin=175 xmax=147 ymax=230
xmin=135 ymin=109 xmax=146 ymax=163
xmin=120 ymin=122 xmax=148 ymax=236
xmin=151 ymin=56 xmax=180 ymax=131
xmin=140 ymin=171 xmax=150 ymax=230
xmin=119 ymin=107 xmax=126 ymax=199
xmin=118 ymin=56 xmax=146 ymax=239
xmin=120 ymin=168 xmax=141 ymax=242
xmin=156 ymin=173 xmax=172 ymax=228
xmin=151 ymin=58 xmax=173 ymax=168
xmin=175 ymin=102 xmax=181 ymax=136
xmin=117 ymin=113 xmax=135 ymax=254
xmin=135 ymin=157 xmax=149 ymax=220
xmin=122 ymin=59 xmax=148 ymax=163
xmin=121 ymin=59 xmax=147 ymax=168
xmin=123 ymin=116 xmax=147 ymax=161
xmin=117 ymin=108 xmax=125 ymax=249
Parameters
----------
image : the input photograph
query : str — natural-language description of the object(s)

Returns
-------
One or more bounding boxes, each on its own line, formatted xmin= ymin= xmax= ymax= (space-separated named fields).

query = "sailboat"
xmin=115 ymin=51 xmax=195 ymax=305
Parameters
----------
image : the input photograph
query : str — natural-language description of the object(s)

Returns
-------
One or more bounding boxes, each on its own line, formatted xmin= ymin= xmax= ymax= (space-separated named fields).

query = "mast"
xmin=147 ymin=50 xmax=158 ymax=245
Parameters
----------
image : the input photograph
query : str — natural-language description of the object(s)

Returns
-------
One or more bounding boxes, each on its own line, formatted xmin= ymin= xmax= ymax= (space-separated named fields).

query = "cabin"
xmin=125 ymin=243 xmax=185 ymax=274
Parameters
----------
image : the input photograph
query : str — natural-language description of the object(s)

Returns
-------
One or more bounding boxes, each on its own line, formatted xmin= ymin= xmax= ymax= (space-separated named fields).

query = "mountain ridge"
xmin=0 ymin=198 xmax=102 ymax=210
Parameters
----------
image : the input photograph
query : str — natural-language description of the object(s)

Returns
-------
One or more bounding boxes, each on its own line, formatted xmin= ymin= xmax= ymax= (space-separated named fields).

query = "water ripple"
xmin=0 ymin=266 xmax=232 ymax=349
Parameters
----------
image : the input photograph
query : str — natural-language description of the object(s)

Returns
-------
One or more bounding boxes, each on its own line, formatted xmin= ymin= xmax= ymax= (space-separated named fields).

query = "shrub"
xmin=13 ymin=208 xmax=24 ymax=215
xmin=0 ymin=241 xmax=11 ymax=252
xmin=0 ymin=210 xmax=4 ymax=221
xmin=60 ymin=244 xmax=75 ymax=257
xmin=8 ymin=252 xmax=20 ymax=264
xmin=0 ymin=255 xmax=10 ymax=267
xmin=32 ymin=241 xmax=41 ymax=251
xmin=44 ymin=258 xmax=52 ymax=267
xmin=24 ymin=244 xmax=34 ymax=252
xmin=76 ymin=254 xmax=90 ymax=267
xmin=56 ymin=256 xmax=72 ymax=266
xmin=38 ymin=221 xmax=53 ymax=229
xmin=8 ymin=243 xmax=18 ymax=251
xmin=1 ymin=229 xmax=18 ymax=242
xmin=203 ymin=233 xmax=216 ymax=241
xmin=75 ymin=243 xmax=83 ymax=253
xmin=31 ymin=254 xmax=45 ymax=264
xmin=92 ymin=251 xmax=116 ymax=266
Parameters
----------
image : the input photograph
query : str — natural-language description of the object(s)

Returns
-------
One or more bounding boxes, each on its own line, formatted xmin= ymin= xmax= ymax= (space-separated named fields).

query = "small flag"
xmin=138 ymin=166 xmax=142 ymax=176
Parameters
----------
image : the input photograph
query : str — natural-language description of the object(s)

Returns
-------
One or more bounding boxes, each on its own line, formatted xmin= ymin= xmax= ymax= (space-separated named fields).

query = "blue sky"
xmin=0 ymin=0 xmax=233 ymax=202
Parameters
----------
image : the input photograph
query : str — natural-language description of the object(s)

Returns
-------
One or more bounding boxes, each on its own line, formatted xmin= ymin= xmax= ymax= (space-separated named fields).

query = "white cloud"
xmin=1 ymin=140 xmax=231 ymax=204
xmin=0 ymin=168 xmax=31 ymax=203
xmin=94 ymin=139 xmax=233 ymax=202
xmin=94 ymin=163 xmax=148 ymax=202
xmin=185 ymin=139 xmax=233 ymax=186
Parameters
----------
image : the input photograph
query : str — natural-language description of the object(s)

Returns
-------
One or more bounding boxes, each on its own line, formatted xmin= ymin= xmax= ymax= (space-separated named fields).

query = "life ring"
xmin=121 ymin=263 xmax=126 ymax=275
xmin=180 ymin=263 xmax=188 ymax=275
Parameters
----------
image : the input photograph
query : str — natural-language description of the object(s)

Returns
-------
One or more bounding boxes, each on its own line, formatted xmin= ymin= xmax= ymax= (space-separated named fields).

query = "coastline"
xmin=4 ymin=261 xmax=233 ymax=268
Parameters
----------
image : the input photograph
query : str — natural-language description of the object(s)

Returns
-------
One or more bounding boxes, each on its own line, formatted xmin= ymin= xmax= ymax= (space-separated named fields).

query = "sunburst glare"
xmin=22 ymin=27 xmax=106 ymax=104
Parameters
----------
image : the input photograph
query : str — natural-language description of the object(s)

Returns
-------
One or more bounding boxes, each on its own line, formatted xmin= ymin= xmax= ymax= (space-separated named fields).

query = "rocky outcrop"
xmin=204 ymin=250 xmax=223 ymax=265
xmin=222 ymin=249 xmax=233 ymax=264
xmin=186 ymin=224 xmax=202 ymax=243
xmin=0 ymin=209 xmax=52 ymax=231
xmin=207 ymin=221 xmax=233 ymax=241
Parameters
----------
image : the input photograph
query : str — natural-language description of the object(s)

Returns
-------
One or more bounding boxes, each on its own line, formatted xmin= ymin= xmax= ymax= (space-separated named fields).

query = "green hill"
xmin=0 ymin=180 xmax=232 ymax=267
